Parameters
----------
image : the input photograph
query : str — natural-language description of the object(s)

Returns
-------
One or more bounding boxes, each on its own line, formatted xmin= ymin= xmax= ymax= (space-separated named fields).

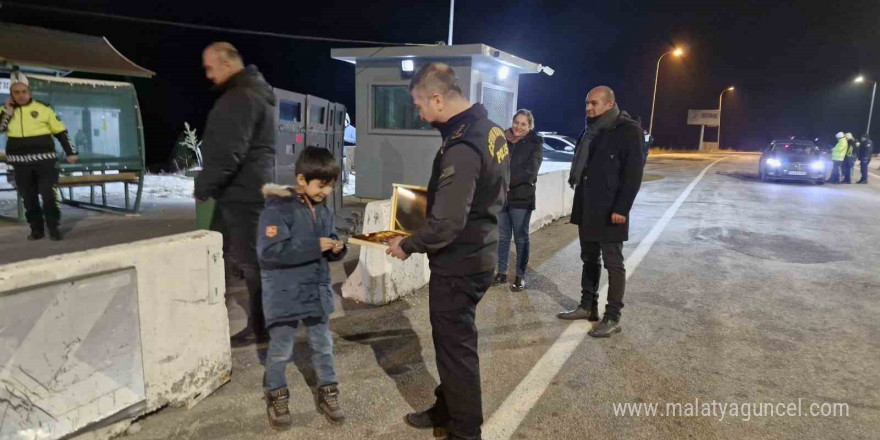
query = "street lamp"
xmin=718 ymin=86 xmax=734 ymax=149
xmin=853 ymin=75 xmax=877 ymax=135
xmin=648 ymin=47 xmax=684 ymax=136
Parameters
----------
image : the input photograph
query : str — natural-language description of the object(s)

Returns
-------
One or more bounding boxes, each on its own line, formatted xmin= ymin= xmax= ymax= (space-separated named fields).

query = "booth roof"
xmin=331 ymin=43 xmax=542 ymax=74
xmin=27 ymin=74 xmax=135 ymax=88
xmin=0 ymin=22 xmax=155 ymax=78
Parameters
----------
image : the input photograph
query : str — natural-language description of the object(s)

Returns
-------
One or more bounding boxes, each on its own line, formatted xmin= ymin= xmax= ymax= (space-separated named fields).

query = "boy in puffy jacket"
xmin=257 ymin=147 xmax=346 ymax=430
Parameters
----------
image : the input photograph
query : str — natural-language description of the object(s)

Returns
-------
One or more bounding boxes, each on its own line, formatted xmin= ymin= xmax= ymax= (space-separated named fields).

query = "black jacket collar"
xmin=436 ymin=104 xmax=488 ymax=139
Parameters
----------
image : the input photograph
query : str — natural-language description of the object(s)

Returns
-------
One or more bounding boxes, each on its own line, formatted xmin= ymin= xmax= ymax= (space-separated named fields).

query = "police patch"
xmin=487 ymin=127 xmax=509 ymax=164
xmin=30 ymin=111 xmax=39 ymax=119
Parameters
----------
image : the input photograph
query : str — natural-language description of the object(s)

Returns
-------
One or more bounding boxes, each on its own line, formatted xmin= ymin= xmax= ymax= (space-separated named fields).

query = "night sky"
xmin=5 ymin=0 xmax=880 ymax=167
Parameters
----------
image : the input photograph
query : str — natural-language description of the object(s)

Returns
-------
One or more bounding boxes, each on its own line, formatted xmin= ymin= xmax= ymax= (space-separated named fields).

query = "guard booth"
xmin=0 ymin=22 xmax=154 ymax=222
xmin=329 ymin=102 xmax=346 ymax=210
xmin=271 ymin=89 xmax=345 ymax=212
xmin=272 ymin=88 xmax=306 ymax=186
xmin=331 ymin=44 xmax=548 ymax=199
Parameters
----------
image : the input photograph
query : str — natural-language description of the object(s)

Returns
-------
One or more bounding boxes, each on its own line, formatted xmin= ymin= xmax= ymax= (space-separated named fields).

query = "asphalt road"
xmin=7 ymin=153 xmax=880 ymax=439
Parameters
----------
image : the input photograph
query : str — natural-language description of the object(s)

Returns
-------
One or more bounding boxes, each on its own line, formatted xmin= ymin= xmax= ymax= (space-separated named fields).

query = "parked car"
xmin=759 ymin=140 xmax=827 ymax=184
xmin=539 ymin=132 xmax=576 ymax=152
xmin=538 ymin=132 xmax=576 ymax=163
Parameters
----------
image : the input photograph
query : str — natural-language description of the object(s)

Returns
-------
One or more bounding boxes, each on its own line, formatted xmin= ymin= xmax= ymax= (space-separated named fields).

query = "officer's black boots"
xmin=317 ymin=384 xmax=346 ymax=424
xmin=491 ymin=273 xmax=508 ymax=286
xmin=27 ymin=229 xmax=45 ymax=241
xmin=511 ymin=276 xmax=526 ymax=292
xmin=48 ymin=225 xmax=62 ymax=241
xmin=557 ymin=304 xmax=600 ymax=321
xmin=589 ymin=316 xmax=622 ymax=338
xmin=265 ymin=388 xmax=292 ymax=430
xmin=405 ymin=406 xmax=448 ymax=437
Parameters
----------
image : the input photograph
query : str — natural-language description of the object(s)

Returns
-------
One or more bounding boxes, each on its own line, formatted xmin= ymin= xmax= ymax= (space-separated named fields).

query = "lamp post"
xmin=718 ymin=86 xmax=734 ymax=149
xmin=648 ymin=47 xmax=683 ymax=136
xmin=854 ymin=75 xmax=877 ymax=135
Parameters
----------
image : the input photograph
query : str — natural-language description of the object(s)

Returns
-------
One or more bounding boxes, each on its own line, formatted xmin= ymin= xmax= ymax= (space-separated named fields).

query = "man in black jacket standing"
xmin=386 ymin=62 xmax=509 ymax=440
xmin=195 ymin=42 xmax=276 ymax=346
xmin=558 ymin=86 xmax=643 ymax=338
xmin=856 ymin=134 xmax=873 ymax=184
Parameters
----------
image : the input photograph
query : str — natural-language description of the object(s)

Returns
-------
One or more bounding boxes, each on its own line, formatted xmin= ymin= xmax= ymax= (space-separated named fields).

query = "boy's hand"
xmin=319 ymin=238 xmax=337 ymax=252
xmin=332 ymin=240 xmax=344 ymax=254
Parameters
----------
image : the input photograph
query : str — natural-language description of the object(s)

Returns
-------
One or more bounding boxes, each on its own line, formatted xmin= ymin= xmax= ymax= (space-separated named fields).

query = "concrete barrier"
xmin=343 ymin=169 xmax=574 ymax=305
xmin=341 ymin=200 xmax=431 ymax=304
xmin=0 ymin=231 xmax=230 ymax=440
xmin=529 ymin=170 xmax=566 ymax=233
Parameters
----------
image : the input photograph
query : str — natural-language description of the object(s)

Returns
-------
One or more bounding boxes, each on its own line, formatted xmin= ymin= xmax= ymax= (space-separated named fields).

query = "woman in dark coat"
xmin=493 ymin=109 xmax=543 ymax=291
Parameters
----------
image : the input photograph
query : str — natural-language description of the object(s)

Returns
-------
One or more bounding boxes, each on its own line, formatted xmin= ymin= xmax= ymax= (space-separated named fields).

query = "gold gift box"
xmin=348 ymin=184 xmax=428 ymax=249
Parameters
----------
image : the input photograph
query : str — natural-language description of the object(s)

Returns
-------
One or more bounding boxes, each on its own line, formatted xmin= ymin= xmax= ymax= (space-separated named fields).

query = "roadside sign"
xmin=687 ymin=109 xmax=720 ymax=127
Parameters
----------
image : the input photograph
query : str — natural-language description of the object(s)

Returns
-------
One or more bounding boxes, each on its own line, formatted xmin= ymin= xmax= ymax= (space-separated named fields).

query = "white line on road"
xmin=483 ymin=157 xmax=727 ymax=440
xmin=870 ymin=172 xmax=880 ymax=181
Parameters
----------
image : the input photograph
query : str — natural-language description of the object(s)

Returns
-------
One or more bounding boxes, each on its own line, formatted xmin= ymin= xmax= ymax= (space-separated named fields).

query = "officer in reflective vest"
xmin=386 ymin=62 xmax=509 ymax=440
xmin=1 ymin=74 xmax=78 ymax=240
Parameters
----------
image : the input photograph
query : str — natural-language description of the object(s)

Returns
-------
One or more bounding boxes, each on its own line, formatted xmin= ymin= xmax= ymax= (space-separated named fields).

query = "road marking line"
xmin=483 ymin=157 xmax=727 ymax=440
xmin=870 ymin=172 xmax=880 ymax=181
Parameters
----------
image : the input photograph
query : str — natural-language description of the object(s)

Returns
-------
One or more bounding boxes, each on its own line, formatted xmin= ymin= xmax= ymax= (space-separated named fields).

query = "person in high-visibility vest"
xmin=828 ymin=132 xmax=847 ymax=184
xmin=0 ymin=73 xmax=78 ymax=240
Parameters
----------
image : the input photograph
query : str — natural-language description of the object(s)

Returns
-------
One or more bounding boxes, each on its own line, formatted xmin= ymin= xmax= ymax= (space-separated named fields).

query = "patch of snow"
xmin=344 ymin=173 xmax=356 ymax=197
xmin=98 ymin=174 xmax=195 ymax=200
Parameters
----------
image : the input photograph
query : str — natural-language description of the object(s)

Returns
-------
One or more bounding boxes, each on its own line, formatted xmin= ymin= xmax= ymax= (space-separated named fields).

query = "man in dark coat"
xmin=195 ymin=42 xmax=277 ymax=346
xmin=558 ymin=86 xmax=643 ymax=338
xmin=856 ymin=134 xmax=873 ymax=184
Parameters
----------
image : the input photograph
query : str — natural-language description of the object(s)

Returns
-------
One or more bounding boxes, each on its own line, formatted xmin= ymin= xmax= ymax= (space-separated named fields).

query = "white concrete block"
xmin=342 ymin=200 xmax=431 ymax=305
xmin=343 ymin=170 xmax=575 ymax=305
xmin=0 ymin=231 xmax=230 ymax=440
xmin=530 ymin=171 xmax=565 ymax=233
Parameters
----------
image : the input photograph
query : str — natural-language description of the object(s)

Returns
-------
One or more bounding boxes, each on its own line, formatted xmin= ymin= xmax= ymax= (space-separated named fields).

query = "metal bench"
xmin=0 ymin=156 xmax=145 ymax=223
xmin=57 ymin=157 xmax=145 ymax=216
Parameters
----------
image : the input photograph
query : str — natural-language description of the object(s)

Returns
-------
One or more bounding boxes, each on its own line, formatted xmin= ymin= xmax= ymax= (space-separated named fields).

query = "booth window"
xmin=280 ymin=100 xmax=301 ymax=123
xmin=372 ymin=85 xmax=431 ymax=130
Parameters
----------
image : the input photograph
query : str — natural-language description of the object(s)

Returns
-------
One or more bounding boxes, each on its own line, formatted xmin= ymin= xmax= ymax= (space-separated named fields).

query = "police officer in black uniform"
xmin=386 ymin=62 xmax=509 ymax=440
xmin=857 ymin=134 xmax=873 ymax=184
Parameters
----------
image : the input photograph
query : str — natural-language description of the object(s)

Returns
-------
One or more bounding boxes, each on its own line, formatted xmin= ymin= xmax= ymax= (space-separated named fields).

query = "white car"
xmin=539 ymin=132 xmax=576 ymax=153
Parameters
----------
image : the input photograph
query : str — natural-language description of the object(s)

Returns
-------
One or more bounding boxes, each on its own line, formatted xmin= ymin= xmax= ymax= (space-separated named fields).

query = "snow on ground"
xmin=119 ymin=174 xmax=194 ymax=199
xmin=344 ymin=173 xmax=356 ymax=197
xmin=0 ymin=173 xmax=196 ymax=211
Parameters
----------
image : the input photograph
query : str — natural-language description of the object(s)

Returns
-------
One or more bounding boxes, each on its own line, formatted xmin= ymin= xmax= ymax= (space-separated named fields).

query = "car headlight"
xmin=766 ymin=158 xmax=782 ymax=167
xmin=810 ymin=161 xmax=824 ymax=170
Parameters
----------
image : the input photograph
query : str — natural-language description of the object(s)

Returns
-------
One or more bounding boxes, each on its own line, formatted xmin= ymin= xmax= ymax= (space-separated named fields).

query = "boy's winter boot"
xmin=265 ymin=388 xmax=292 ymax=430
xmin=317 ymin=384 xmax=346 ymax=423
